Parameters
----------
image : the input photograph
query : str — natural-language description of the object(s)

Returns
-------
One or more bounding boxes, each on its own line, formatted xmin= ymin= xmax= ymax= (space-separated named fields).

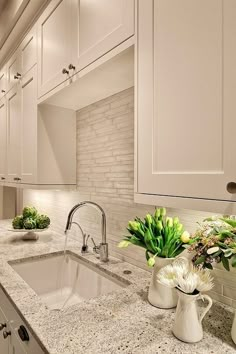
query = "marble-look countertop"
xmin=0 ymin=221 xmax=235 ymax=354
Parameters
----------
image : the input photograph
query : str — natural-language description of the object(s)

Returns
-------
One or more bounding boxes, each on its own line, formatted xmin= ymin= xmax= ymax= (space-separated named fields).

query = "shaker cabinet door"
xmin=37 ymin=0 xmax=72 ymax=97
xmin=77 ymin=0 xmax=134 ymax=71
xmin=0 ymin=306 xmax=9 ymax=354
xmin=0 ymin=66 xmax=7 ymax=99
xmin=0 ymin=98 xmax=7 ymax=183
xmin=6 ymin=86 xmax=21 ymax=183
xmin=20 ymin=66 xmax=37 ymax=184
xmin=137 ymin=0 xmax=236 ymax=202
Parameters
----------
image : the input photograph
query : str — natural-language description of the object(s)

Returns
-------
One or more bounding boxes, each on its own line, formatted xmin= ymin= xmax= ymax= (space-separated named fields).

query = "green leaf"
xmin=220 ymin=218 xmax=236 ymax=228
xmin=194 ymin=255 xmax=206 ymax=265
xmin=222 ymin=256 xmax=230 ymax=271
xmin=204 ymin=263 xmax=213 ymax=270
xmin=223 ymin=249 xmax=233 ymax=258
xmin=231 ymin=255 xmax=236 ymax=268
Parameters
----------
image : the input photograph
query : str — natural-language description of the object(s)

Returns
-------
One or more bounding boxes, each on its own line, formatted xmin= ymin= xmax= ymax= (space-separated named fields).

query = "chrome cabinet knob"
xmin=14 ymin=72 xmax=21 ymax=79
xmin=227 ymin=182 xmax=236 ymax=194
xmin=0 ymin=323 xmax=6 ymax=331
xmin=62 ymin=68 xmax=69 ymax=75
xmin=68 ymin=64 xmax=75 ymax=70
xmin=3 ymin=330 xmax=11 ymax=339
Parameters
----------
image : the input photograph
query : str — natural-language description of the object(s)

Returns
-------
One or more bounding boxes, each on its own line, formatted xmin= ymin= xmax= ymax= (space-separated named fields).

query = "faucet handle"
xmin=91 ymin=237 xmax=100 ymax=254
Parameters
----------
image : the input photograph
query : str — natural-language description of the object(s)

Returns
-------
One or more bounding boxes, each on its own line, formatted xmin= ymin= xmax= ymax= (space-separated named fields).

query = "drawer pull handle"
xmin=18 ymin=325 xmax=29 ymax=342
xmin=13 ymin=177 xmax=21 ymax=181
xmin=3 ymin=330 xmax=11 ymax=339
xmin=14 ymin=72 xmax=21 ymax=79
xmin=226 ymin=182 xmax=236 ymax=194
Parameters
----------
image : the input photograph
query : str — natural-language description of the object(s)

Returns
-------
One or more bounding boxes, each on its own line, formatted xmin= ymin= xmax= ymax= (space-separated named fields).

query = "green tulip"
xmin=128 ymin=221 xmax=140 ymax=231
xmin=156 ymin=220 xmax=163 ymax=231
xmin=154 ymin=208 xmax=161 ymax=219
xmin=160 ymin=207 xmax=166 ymax=216
xmin=118 ymin=240 xmax=131 ymax=248
xmin=173 ymin=217 xmax=179 ymax=225
xmin=147 ymin=256 xmax=156 ymax=267
xmin=145 ymin=214 xmax=152 ymax=225
xmin=166 ymin=217 xmax=173 ymax=227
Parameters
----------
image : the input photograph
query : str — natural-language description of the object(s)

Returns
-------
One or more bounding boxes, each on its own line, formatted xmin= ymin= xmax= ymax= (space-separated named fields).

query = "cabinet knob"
xmin=226 ymin=182 xmax=236 ymax=194
xmin=14 ymin=72 xmax=21 ymax=79
xmin=18 ymin=325 xmax=29 ymax=342
xmin=1 ymin=89 xmax=5 ymax=93
xmin=0 ymin=323 xmax=6 ymax=331
xmin=62 ymin=68 xmax=69 ymax=75
xmin=1 ymin=177 xmax=5 ymax=180
xmin=3 ymin=330 xmax=11 ymax=339
xmin=13 ymin=177 xmax=21 ymax=181
xmin=68 ymin=64 xmax=75 ymax=70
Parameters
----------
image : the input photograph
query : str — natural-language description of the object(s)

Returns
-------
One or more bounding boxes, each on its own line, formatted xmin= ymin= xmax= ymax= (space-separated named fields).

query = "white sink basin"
xmin=10 ymin=252 xmax=127 ymax=310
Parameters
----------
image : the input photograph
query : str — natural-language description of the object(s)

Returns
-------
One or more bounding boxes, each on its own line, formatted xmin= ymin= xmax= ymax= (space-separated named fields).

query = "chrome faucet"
xmin=69 ymin=221 xmax=90 ymax=253
xmin=64 ymin=201 xmax=108 ymax=262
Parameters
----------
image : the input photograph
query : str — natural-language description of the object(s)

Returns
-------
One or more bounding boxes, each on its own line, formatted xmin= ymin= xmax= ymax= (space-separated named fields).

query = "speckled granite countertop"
xmin=0 ymin=221 xmax=235 ymax=354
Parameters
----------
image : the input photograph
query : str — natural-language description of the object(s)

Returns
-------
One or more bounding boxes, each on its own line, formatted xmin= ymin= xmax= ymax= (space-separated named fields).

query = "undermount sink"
xmin=10 ymin=252 xmax=127 ymax=310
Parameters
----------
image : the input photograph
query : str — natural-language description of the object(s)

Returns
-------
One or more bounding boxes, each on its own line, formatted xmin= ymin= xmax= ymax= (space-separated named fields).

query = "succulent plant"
xmin=12 ymin=215 xmax=24 ymax=229
xmin=36 ymin=214 xmax=50 ymax=229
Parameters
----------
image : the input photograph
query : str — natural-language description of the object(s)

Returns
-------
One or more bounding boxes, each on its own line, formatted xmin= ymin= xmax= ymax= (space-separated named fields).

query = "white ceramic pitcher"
xmin=148 ymin=257 xmax=178 ymax=309
xmin=173 ymin=289 xmax=213 ymax=343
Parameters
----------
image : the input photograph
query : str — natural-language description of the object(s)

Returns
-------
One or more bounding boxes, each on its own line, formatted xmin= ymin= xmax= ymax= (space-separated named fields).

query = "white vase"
xmin=173 ymin=289 xmax=212 ymax=343
xmin=148 ymin=257 xmax=177 ymax=309
xmin=231 ymin=310 xmax=236 ymax=344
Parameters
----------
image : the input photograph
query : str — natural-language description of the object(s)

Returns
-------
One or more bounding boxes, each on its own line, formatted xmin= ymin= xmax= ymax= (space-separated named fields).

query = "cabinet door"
xmin=0 ymin=98 xmax=7 ymax=183
xmin=37 ymin=0 xmax=72 ymax=97
xmin=137 ymin=0 xmax=236 ymax=202
xmin=0 ymin=66 xmax=7 ymax=99
xmin=77 ymin=0 xmax=134 ymax=71
xmin=6 ymin=50 xmax=21 ymax=92
xmin=0 ymin=306 xmax=9 ymax=354
xmin=20 ymin=25 xmax=37 ymax=77
xmin=6 ymin=86 xmax=21 ymax=183
xmin=9 ymin=332 xmax=27 ymax=354
xmin=20 ymin=66 xmax=37 ymax=184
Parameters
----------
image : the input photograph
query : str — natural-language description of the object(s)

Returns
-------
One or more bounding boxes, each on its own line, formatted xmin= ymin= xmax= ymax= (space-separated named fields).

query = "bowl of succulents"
xmin=10 ymin=206 xmax=50 ymax=240
xmin=189 ymin=215 xmax=236 ymax=271
xmin=118 ymin=207 xmax=191 ymax=309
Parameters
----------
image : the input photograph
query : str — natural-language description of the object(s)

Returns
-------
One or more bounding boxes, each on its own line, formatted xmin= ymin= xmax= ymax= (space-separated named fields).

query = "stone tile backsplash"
xmin=23 ymin=87 xmax=236 ymax=308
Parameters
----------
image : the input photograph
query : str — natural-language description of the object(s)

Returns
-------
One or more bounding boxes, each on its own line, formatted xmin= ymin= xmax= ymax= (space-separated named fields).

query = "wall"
xmin=23 ymin=87 xmax=236 ymax=307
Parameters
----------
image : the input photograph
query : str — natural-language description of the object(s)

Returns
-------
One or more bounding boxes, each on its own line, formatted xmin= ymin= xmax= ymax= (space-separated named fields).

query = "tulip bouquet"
xmin=118 ymin=207 xmax=190 ymax=267
xmin=157 ymin=258 xmax=214 ymax=295
xmin=189 ymin=215 xmax=236 ymax=271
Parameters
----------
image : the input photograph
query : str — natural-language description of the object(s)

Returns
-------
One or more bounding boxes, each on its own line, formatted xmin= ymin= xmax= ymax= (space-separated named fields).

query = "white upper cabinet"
xmin=20 ymin=25 xmax=37 ymax=77
xmin=6 ymin=85 xmax=21 ymax=183
xmin=0 ymin=98 xmax=7 ymax=182
xmin=6 ymin=50 xmax=22 ymax=92
xmin=77 ymin=0 xmax=134 ymax=71
xmin=20 ymin=66 xmax=37 ymax=184
xmin=136 ymin=0 xmax=236 ymax=211
xmin=37 ymin=0 xmax=76 ymax=97
xmin=0 ymin=66 xmax=7 ymax=99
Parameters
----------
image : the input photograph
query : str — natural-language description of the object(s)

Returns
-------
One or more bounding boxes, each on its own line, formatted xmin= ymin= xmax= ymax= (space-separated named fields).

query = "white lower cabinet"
xmin=0 ymin=287 xmax=44 ymax=354
xmin=136 ymin=0 xmax=236 ymax=213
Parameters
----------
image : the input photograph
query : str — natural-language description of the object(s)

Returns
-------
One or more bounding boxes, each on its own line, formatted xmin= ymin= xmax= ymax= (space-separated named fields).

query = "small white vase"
xmin=173 ymin=289 xmax=212 ymax=343
xmin=148 ymin=257 xmax=177 ymax=309
xmin=231 ymin=310 xmax=236 ymax=344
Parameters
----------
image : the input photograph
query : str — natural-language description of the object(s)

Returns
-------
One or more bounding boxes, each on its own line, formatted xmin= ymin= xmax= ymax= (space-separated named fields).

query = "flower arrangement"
xmin=118 ymin=207 xmax=190 ymax=267
xmin=189 ymin=215 xmax=236 ymax=271
xmin=157 ymin=258 xmax=214 ymax=295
